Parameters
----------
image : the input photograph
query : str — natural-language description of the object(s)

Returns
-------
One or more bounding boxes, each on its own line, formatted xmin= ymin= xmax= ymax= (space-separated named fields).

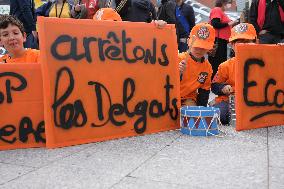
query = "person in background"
xmin=93 ymin=7 xmax=166 ymax=27
xmin=249 ymin=0 xmax=284 ymax=44
xmin=128 ymin=0 xmax=157 ymax=23
xmin=208 ymin=0 xmax=239 ymax=79
xmin=179 ymin=23 xmax=215 ymax=107
xmin=36 ymin=0 xmax=83 ymax=18
xmin=98 ymin=0 xmax=157 ymax=23
xmin=0 ymin=15 xmax=39 ymax=63
xmin=112 ymin=0 xmax=132 ymax=21
xmin=10 ymin=0 xmax=38 ymax=49
xmin=98 ymin=0 xmax=116 ymax=9
xmin=175 ymin=0 xmax=195 ymax=52
xmin=72 ymin=0 xmax=99 ymax=19
xmin=158 ymin=0 xmax=176 ymax=25
xmin=34 ymin=0 xmax=47 ymax=9
xmin=211 ymin=23 xmax=257 ymax=124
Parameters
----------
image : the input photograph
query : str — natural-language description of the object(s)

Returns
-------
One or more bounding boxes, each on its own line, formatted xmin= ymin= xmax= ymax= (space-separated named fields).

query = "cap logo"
xmin=96 ymin=9 xmax=104 ymax=20
xmin=235 ymin=23 xmax=248 ymax=34
xmin=197 ymin=26 xmax=210 ymax=40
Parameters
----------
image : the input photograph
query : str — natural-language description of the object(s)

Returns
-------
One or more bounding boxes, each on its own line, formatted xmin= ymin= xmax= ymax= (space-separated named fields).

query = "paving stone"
xmin=270 ymin=166 xmax=284 ymax=189
xmin=112 ymin=176 xmax=190 ymax=189
xmin=48 ymin=131 xmax=181 ymax=175
xmin=130 ymin=127 xmax=268 ymax=189
xmin=268 ymin=126 xmax=284 ymax=168
xmin=0 ymin=143 xmax=93 ymax=168
xmin=0 ymin=164 xmax=122 ymax=189
xmin=0 ymin=163 xmax=34 ymax=185
xmin=268 ymin=126 xmax=284 ymax=189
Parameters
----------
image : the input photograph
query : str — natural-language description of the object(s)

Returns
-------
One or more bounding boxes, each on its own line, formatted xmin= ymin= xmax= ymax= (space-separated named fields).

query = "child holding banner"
xmin=179 ymin=23 xmax=215 ymax=107
xmin=0 ymin=15 xmax=39 ymax=64
xmin=211 ymin=23 xmax=257 ymax=124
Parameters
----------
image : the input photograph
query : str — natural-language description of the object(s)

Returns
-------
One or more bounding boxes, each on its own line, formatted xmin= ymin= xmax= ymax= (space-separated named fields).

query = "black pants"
xmin=259 ymin=33 xmax=284 ymax=44
xmin=178 ymin=42 xmax=188 ymax=53
xmin=208 ymin=38 xmax=228 ymax=79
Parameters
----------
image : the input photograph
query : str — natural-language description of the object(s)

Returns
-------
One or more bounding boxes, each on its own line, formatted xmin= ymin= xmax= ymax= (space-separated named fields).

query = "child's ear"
xmin=23 ymin=32 xmax=27 ymax=43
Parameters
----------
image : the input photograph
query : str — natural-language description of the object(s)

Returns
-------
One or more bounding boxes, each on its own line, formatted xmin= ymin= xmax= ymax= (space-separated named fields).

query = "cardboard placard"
xmin=235 ymin=44 xmax=284 ymax=131
xmin=38 ymin=17 xmax=180 ymax=148
xmin=0 ymin=64 xmax=45 ymax=150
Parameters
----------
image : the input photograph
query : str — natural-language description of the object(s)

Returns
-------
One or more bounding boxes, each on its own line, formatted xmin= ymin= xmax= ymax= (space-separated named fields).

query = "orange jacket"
xmin=212 ymin=57 xmax=236 ymax=103
xmin=0 ymin=49 xmax=39 ymax=64
xmin=179 ymin=52 xmax=212 ymax=102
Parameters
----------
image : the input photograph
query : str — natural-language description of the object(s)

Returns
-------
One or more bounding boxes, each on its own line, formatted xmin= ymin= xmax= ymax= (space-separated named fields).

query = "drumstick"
xmin=180 ymin=35 xmax=196 ymax=81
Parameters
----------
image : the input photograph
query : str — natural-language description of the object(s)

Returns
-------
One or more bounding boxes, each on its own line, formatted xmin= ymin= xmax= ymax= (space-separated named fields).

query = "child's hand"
xmin=222 ymin=85 xmax=233 ymax=95
xmin=153 ymin=20 xmax=167 ymax=29
xmin=179 ymin=60 xmax=187 ymax=74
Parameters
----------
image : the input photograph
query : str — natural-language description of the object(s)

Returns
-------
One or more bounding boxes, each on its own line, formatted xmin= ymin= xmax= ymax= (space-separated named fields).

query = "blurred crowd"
xmin=3 ymin=0 xmax=284 ymax=51
xmin=7 ymin=0 xmax=197 ymax=53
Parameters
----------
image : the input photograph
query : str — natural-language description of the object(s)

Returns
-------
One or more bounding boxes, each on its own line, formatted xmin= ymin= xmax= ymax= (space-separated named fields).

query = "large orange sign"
xmin=235 ymin=45 xmax=284 ymax=131
xmin=38 ymin=17 xmax=180 ymax=148
xmin=0 ymin=64 xmax=45 ymax=150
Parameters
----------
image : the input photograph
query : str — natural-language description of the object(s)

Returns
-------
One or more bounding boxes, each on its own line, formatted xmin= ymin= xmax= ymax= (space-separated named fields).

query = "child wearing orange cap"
xmin=0 ymin=15 xmax=39 ymax=64
xmin=211 ymin=23 xmax=257 ymax=124
xmin=179 ymin=23 xmax=215 ymax=107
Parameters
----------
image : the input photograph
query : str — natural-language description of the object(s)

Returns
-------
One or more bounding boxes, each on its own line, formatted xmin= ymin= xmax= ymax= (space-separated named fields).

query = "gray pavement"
xmin=0 ymin=126 xmax=283 ymax=189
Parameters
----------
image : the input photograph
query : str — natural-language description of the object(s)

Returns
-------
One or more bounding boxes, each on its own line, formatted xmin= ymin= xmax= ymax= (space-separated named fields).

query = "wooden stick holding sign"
xmin=180 ymin=35 xmax=196 ymax=81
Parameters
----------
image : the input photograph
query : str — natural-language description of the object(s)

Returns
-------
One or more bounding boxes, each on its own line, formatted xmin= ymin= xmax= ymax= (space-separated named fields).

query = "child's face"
xmin=191 ymin=47 xmax=209 ymax=58
xmin=0 ymin=24 xmax=26 ymax=53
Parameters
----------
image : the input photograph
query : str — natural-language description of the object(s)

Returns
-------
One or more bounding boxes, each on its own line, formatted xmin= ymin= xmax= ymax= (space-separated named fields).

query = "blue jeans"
xmin=214 ymin=101 xmax=229 ymax=125
xmin=24 ymin=33 xmax=38 ymax=49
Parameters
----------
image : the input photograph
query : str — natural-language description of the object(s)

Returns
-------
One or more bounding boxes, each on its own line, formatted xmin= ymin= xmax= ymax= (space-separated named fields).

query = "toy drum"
xmin=180 ymin=106 xmax=220 ymax=136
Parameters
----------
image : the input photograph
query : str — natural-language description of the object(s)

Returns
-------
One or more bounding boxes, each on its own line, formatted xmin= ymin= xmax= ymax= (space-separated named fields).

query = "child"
xmin=211 ymin=23 xmax=257 ymax=124
xmin=0 ymin=15 xmax=39 ymax=64
xmin=179 ymin=23 xmax=215 ymax=107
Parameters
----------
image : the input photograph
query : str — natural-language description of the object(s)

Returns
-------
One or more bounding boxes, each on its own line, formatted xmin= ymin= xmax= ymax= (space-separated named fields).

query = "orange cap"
xmin=229 ymin=23 xmax=257 ymax=42
xmin=93 ymin=8 xmax=122 ymax=21
xmin=187 ymin=23 xmax=215 ymax=50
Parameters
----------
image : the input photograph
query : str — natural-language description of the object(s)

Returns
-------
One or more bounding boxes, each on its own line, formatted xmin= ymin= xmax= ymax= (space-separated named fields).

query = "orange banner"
xmin=0 ymin=64 xmax=45 ymax=150
xmin=38 ymin=17 xmax=180 ymax=148
xmin=235 ymin=44 xmax=284 ymax=131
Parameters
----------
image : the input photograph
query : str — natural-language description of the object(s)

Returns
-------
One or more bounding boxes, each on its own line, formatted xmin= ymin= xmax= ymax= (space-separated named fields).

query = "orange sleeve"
xmin=201 ymin=63 xmax=213 ymax=90
xmin=212 ymin=62 xmax=228 ymax=84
